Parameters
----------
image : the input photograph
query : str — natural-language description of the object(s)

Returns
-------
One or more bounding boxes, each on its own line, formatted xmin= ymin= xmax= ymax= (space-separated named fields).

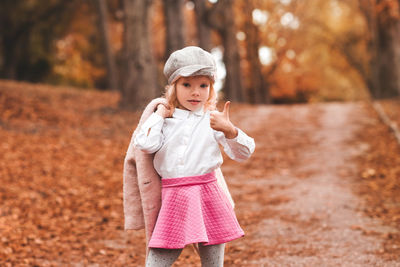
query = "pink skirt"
xmin=148 ymin=172 xmax=244 ymax=249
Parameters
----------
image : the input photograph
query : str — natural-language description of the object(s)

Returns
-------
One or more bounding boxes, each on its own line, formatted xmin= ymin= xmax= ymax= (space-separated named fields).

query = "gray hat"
xmin=164 ymin=46 xmax=217 ymax=84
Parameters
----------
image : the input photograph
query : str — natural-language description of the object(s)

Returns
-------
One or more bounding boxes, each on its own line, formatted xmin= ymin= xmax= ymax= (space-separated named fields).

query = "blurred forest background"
xmin=1 ymin=0 xmax=400 ymax=110
xmin=2 ymin=0 xmax=400 ymax=265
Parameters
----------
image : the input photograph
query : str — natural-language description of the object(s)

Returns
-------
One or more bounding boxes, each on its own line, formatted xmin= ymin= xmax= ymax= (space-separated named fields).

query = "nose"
xmin=191 ymin=86 xmax=200 ymax=96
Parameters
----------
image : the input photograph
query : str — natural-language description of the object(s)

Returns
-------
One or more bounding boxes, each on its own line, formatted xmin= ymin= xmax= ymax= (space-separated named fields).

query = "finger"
xmin=223 ymin=101 xmax=230 ymax=119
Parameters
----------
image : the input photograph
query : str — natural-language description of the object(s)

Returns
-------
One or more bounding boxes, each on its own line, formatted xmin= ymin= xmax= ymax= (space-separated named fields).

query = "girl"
xmin=132 ymin=46 xmax=255 ymax=266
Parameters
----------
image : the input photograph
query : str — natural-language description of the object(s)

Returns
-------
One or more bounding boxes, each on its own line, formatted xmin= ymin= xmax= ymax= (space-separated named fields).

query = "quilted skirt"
xmin=147 ymin=171 xmax=244 ymax=249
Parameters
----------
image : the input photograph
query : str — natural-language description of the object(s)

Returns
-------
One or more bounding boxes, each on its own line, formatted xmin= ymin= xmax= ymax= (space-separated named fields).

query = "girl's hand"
xmin=210 ymin=101 xmax=238 ymax=139
xmin=155 ymin=104 xmax=171 ymax=118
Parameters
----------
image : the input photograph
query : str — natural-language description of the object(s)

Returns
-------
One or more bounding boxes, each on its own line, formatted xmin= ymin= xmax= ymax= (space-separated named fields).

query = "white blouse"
xmin=134 ymin=108 xmax=255 ymax=179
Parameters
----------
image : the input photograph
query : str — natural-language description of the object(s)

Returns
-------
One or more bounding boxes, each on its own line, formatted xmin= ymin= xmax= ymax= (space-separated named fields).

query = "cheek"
xmin=202 ymin=88 xmax=210 ymax=99
xmin=176 ymin=87 xmax=185 ymax=99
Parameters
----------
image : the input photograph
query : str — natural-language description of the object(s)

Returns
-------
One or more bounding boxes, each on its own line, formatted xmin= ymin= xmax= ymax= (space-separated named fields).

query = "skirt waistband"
xmin=162 ymin=172 xmax=216 ymax=188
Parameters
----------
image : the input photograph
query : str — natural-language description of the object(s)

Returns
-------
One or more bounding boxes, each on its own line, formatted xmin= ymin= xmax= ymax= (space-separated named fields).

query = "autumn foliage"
xmin=0 ymin=80 xmax=139 ymax=265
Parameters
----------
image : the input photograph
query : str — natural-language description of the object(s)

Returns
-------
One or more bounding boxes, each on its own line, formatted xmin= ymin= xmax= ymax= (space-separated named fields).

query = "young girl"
xmin=133 ymin=46 xmax=255 ymax=266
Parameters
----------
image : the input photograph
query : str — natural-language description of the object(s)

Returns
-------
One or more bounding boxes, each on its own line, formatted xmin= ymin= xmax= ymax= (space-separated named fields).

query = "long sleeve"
xmin=134 ymin=112 xmax=165 ymax=154
xmin=214 ymin=127 xmax=255 ymax=162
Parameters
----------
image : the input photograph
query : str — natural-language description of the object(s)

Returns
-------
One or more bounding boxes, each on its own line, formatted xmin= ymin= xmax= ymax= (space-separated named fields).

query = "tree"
xmin=208 ymin=0 xmax=244 ymax=102
xmin=94 ymin=0 xmax=119 ymax=91
xmin=297 ymin=0 xmax=385 ymax=100
xmin=373 ymin=0 xmax=400 ymax=97
xmin=0 ymin=0 xmax=79 ymax=80
xmin=242 ymin=0 xmax=270 ymax=104
xmin=120 ymin=0 xmax=159 ymax=110
xmin=193 ymin=0 xmax=213 ymax=52
xmin=163 ymin=0 xmax=186 ymax=57
xmin=353 ymin=0 xmax=400 ymax=98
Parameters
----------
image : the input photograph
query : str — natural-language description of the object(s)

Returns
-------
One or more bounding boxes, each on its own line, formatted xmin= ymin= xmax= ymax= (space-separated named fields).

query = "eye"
xmin=200 ymin=83 xmax=209 ymax=88
xmin=182 ymin=83 xmax=190 ymax=87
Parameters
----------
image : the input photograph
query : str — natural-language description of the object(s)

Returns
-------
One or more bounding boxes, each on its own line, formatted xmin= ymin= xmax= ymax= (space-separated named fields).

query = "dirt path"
xmin=210 ymin=102 xmax=399 ymax=266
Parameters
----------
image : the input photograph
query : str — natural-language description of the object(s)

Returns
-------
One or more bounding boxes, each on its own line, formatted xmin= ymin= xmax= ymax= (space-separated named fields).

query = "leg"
xmin=145 ymin=247 xmax=183 ymax=267
xmin=198 ymin=243 xmax=226 ymax=267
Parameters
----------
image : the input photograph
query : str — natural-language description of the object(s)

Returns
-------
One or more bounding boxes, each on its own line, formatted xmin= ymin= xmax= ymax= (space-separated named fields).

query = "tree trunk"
xmin=95 ymin=0 xmax=119 ymax=91
xmin=2 ymin=37 xmax=19 ymax=79
xmin=120 ymin=0 xmax=158 ymax=110
xmin=193 ymin=0 xmax=212 ymax=51
xmin=208 ymin=0 xmax=244 ymax=102
xmin=359 ymin=0 xmax=400 ymax=98
xmin=363 ymin=1 xmax=381 ymax=98
xmin=163 ymin=0 xmax=185 ymax=57
xmin=375 ymin=2 xmax=400 ymax=98
xmin=243 ymin=1 xmax=270 ymax=104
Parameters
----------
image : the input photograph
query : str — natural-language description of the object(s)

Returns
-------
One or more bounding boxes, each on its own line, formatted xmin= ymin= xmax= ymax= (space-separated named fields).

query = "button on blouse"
xmin=134 ymin=107 xmax=255 ymax=179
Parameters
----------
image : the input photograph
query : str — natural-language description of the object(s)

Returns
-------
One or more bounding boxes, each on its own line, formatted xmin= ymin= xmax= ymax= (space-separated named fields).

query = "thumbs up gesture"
xmin=210 ymin=101 xmax=238 ymax=139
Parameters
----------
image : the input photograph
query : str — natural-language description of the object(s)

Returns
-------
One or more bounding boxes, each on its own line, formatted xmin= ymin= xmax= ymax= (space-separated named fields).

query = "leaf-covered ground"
xmin=0 ymin=80 xmax=399 ymax=266
xmin=353 ymin=98 xmax=400 ymax=259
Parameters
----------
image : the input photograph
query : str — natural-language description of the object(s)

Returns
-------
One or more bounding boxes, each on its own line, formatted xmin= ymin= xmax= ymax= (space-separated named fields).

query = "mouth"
xmin=188 ymin=100 xmax=201 ymax=105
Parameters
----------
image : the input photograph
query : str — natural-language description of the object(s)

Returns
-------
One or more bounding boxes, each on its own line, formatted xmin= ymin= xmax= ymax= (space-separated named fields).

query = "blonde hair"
xmin=164 ymin=77 xmax=217 ymax=114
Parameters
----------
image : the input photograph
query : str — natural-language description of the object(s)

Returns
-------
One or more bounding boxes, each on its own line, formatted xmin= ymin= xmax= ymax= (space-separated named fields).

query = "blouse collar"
xmin=173 ymin=107 xmax=204 ymax=119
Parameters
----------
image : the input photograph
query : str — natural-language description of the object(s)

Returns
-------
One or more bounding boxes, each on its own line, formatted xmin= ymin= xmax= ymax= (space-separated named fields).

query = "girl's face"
xmin=175 ymin=75 xmax=210 ymax=111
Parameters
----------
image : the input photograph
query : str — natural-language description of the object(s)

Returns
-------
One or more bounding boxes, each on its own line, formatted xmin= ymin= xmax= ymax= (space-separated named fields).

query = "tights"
xmin=145 ymin=243 xmax=225 ymax=267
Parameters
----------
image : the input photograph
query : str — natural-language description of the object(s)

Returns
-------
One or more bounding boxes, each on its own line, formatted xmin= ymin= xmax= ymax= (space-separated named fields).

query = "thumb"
xmin=222 ymin=101 xmax=230 ymax=118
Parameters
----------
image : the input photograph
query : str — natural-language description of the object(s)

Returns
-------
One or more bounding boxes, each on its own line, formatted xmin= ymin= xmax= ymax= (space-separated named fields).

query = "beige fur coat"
xmin=123 ymin=97 xmax=235 ymax=257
